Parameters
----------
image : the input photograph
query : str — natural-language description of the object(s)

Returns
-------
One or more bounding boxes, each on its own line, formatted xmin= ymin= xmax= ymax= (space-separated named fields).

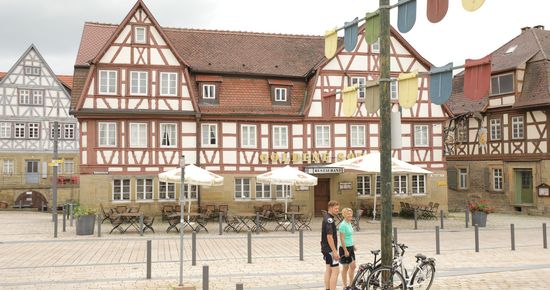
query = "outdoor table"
xmin=166 ymin=212 xmax=207 ymax=233
xmin=275 ymin=212 xmax=303 ymax=231
xmin=111 ymin=212 xmax=142 ymax=234
xmin=235 ymin=212 xmax=268 ymax=232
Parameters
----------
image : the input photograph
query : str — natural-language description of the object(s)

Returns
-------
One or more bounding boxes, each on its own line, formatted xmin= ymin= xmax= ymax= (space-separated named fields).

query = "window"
xmin=376 ymin=175 xmax=381 ymax=195
xmin=64 ymin=160 xmax=74 ymax=174
xmin=201 ymin=124 xmax=217 ymax=146
xmin=235 ymin=178 xmax=251 ymax=199
xmin=493 ymin=168 xmax=503 ymax=191
xmin=63 ymin=124 xmax=75 ymax=139
xmin=130 ymin=71 xmax=148 ymax=95
xmin=350 ymin=125 xmax=365 ymax=147
xmin=202 ymin=84 xmax=216 ymax=99
xmin=134 ymin=26 xmax=146 ymax=43
xmin=490 ymin=119 xmax=501 ymax=141
xmin=411 ymin=175 xmax=426 ymax=194
xmin=315 ymin=125 xmax=330 ymax=147
xmin=113 ymin=179 xmax=130 ymax=201
xmin=99 ymin=70 xmax=117 ymax=94
xmin=351 ymin=77 xmax=366 ymax=99
xmin=457 ymin=123 xmax=467 ymax=142
xmin=274 ymin=87 xmax=287 ymax=102
xmin=14 ymin=123 xmax=25 ymax=138
xmin=511 ymin=116 xmax=524 ymax=139
xmin=136 ymin=178 xmax=153 ymax=201
xmin=98 ymin=122 xmax=117 ymax=147
xmin=458 ymin=168 xmax=468 ymax=189
xmin=357 ymin=175 xmax=371 ymax=196
xmin=24 ymin=66 xmax=41 ymax=76
xmin=2 ymin=160 xmax=14 ymax=175
xmin=390 ymin=80 xmax=398 ymax=100
xmin=19 ymin=89 xmax=30 ymax=105
xmin=160 ymin=123 xmax=177 ymax=148
xmin=491 ymin=73 xmax=514 ymax=95
xmin=159 ymin=181 xmax=175 ymax=200
xmin=256 ymin=183 xmax=271 ymax=199
xmin=276 ymin=185 xmax=292 ymax=199
xmin=0 ymin=122 xmax=11 ymax=138
xmin=184 ymin=184 xmax=198 ymax=200
xmin=505 ymin=45 xmax=517 ymax=54
xmin=160 ymin=72 xmax=177 ymax=96
xmin=32 ymin=90 xmax=43 ymax=105
xmin=129 ymin=123 xmax=147 ymax=148
xmin=27 ymin=123 xmax=39 ymax=139
xmin=241 ymin=125 xmax=257 ymax=148
xmin=272 ymin=125 xmax=288 ymax=148
xmin=372 ymin=39 xmax=380 ymax=52
xmin=414 ymin=125 xmax=428 ymax=146
xmin=394 ymin=175 xmax=407 ymax=195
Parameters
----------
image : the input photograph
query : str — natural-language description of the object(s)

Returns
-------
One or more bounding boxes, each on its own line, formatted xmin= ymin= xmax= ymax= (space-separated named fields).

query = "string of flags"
xmin=325 ymin=0 xmax=489 ymax=111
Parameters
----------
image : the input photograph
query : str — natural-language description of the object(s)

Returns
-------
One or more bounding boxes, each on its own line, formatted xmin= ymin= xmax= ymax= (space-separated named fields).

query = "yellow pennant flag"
xmin=324 ymin=28 xmax=338 ymax=59
xmin=397 ymin=71 xmax=418 ymax=109
xmin=342 ymin=85 xmax=358 ymax=117
xmin=462 ymin=0 xmax=485 ymax=12
xmin=365 ymin=81 xmax=380 ymax=114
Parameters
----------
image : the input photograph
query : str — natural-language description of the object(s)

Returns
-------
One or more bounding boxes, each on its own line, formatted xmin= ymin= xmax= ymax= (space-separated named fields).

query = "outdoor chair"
xmin=261 ymin=205 xmax=273 ymax=220
xmin=420 ymin=202 xmax=438 ymax=219
xmin=143 ymin=216 xmax=155 ymax=233
xmin=161 ymin=205 xmax=174 ymax=221
xmin=218 ymin=204 xmax=229 ymax=218
xmin=115 ymin=205 xmax=128 ymax=214
xmin=128 ymin=205 xmax=141 ymax=213
xmin=223 ymin=215 xmax=241 ymax=233
xmin=272 ymin=204 xmax=284 ymax=215
xmin=108 ymin=215 xmax=125 ymax=234
xmin=351 ymin=209 xmax=364 ymax=231
xmin=274 ymin=214 xmax=290 ymax=231
xmin=288 ymin=204 xmax=300 ymax=212
xmin=99 ymin=203 xmax=114 ymax=224
xmin=297 ymin=214 xmax=312 ymax=231
xmin=202 ymin=204 xmax=216 ymax=221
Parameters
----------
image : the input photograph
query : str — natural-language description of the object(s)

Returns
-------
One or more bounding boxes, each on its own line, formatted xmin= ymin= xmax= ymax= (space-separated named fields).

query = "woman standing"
xmin=338 ymin=208 xmax=356 ymax=290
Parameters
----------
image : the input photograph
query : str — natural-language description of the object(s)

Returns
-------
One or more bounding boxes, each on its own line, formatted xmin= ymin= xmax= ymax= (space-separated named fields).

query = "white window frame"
xmin=0 ymin=122 xmax=11 ymax=138
xmin=414 ymin=125 xmax=429 ymax=147
xmin=357 ymin=175 xmax=371 ymax=196
xmin=201 ymin=124 xmax=218 ymax=147
xmin=14 ymin=123 xmax=25 ymax=139
xmin=351 ymin=77 xmax=366 ymax=99
xmin=272 ymin=125 xmax=288 ymax=149
xmin=28 ymin=123 xmax=39 ymax=139
xmin=458 ymin=168 xmax=468 ymax=189
xmin=32 ymin=90 xmax=43 ymax=105
xmin=2 ymin=159 xmax=14 ymax=175
xmin=241 ymin=124 xmax=257 ymax=148
xmin=98 ymin=122 xmax=117 ymax=147
xmin=276 ymin=185 xmax=292 ymax=200
xmin=375 ymin=175 xmax=381 ymax=196
xmin=134 ymin=26 xmax=147 ymax=44
xmin=63 ymin=124 xmax=75 ymax=140
xmin=99 ymin=70 xmax=118 ymax=95
xmin=511 ymin=116 xmax=524 ymax=139
xmin=235 ymin=178 xmax=251 ymax=200
xmin=136 ymin=178 xmax=153 ymax=201
xmin=130 ymin=71 xmax=148 ymax=96
xmin=19 ymin=89 xmax=30 ymax=105
xmin=411 ymin=175 xmax=426 ymax=195
xmin=274 ymin=87 xmax=287 ymax=102
xmin=491 ymin=73 xmax=514 ymax=95
xmin=159 ymin=181 xmax=176 ymax=200
xmin=390 ymin=80 xmax=398 ymax=100
xmin=255 ymin=182 xmax=271 ymax=199
xmin=493 ymin=168 xmax=503 ymax=191
xmin=183 ymin=184 xmax=198 ymax=201
xmin=160 ymin=123 xmax=177 ymax=148
xmin=394 ymin=175 xmax=407 ymax=195
xmin=160 ymin=72 xmax=177 ymax=96
xmin=112 ymin=179 xmax=131 ymax=201
xmin=202 ymin=84 xmax=216 ymax=99
xmin=372 ymin=39 xmax=380 ymax=52
xmin=315 ymin=125 xmax=330 ymax=148
xmin=129 ymin=123 xmax=148 ymax=148
xmin=25 ymin=66 xmax=41 ymax=76
xmin=350 ymin=125 xmax=365 ymax=147
xmin=490 ymin=118 xmax=501 ymax=141
xmin=63 ymin=160 xmax=75 ymax=174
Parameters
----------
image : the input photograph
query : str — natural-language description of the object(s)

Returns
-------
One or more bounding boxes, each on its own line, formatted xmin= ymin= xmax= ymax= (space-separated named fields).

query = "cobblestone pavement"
xmin=0 ymin=211 xmax=549 ymax=289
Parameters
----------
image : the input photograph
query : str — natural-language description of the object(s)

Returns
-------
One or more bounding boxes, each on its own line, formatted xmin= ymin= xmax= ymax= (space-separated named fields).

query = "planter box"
xmin=76 ymin=215 xmax=96 ymax=235
xmin=471 ymin=211 xmax=487 ymax=227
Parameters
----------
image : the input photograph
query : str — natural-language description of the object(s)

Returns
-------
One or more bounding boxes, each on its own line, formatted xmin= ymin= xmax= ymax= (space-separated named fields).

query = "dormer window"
xmin=134 ymin=27 xmax=147 ymax=44
xmin=202 ymin=84 xmax=216 ymax=99
xmin=274 ymin=87 xmax=287 ymax=102
xmin=490 ymin=73 xmax=514 ymax=96
xmin=505 ymin=45 xmax=517 ymax=54
xmin=268 ymin=80 xmax=292 ymax=105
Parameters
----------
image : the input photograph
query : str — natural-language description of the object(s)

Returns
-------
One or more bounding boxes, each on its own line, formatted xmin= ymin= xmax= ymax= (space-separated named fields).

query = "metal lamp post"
xmin=179 ymin=155 xmax=186 ymax=287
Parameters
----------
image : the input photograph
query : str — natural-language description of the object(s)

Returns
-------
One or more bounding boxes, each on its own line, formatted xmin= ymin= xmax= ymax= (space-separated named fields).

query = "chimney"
xmin=534 ymin=25 xmax=545 ymax=30
xmin=521 ymin=26 xmax=531 ymax=32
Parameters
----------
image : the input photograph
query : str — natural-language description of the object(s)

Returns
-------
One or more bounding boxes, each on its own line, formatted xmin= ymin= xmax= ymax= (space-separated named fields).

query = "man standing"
xmin=321 ymin=200 xmax=340 ymax=290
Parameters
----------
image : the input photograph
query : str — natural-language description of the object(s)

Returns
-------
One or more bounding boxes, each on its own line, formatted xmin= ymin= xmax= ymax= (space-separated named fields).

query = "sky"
xmin=0 ymin=0 xmax=549 ymax=75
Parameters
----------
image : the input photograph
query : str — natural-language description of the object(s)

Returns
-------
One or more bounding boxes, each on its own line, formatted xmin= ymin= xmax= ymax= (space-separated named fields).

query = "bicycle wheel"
xmin=365 ymin=266 xmax=406 ymax=290
xmin=351 ymin=265 xmax=373 ymax=290
xmin=410 ymin=262 xmax=435 ymax=290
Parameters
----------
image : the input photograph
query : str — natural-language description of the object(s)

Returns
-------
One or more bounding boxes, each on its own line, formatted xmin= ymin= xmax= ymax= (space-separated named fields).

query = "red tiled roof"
xmin=514 ymin=59 xmax=550 ymax=108
xmin=0 ymin=72 xmax=5 ymax=80
xmin=75 ymin=23 xmax=118 ymax=66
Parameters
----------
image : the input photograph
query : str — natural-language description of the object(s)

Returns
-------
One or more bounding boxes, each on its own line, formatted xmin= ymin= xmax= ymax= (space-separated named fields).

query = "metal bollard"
xmin=475 ymin=225 xmax=479 ymax=252
xmin=440 ymin=210 xmax=444 ymax=229
xmin=393 ymin=227 xmax=397 ymax=243
xmin=414 ymin=209 xmax=418 ymax=230
xmin=544 ymin=223 xmax=548 ymax=249
xmin=219 ymin=213 xmax=223 ymax=236
xmin=255 ymin=212 xmax=260 ymax=235
xmin=299 ymin=229 xmax=304 ymax=261
xmin=356 ymin=211 xmax=361 ymax=232
xmin=236 ymin=283 xmax=244 ymax=290
xmin=70 ymin=203 xmax=74 ymax=226
xmin=203 ymin=265 xmax=209 ymax=290
xmin=465 ymin=205 xmax=470 ymax=228
xmin=62 ymin=206 xmax=66 ymax=232
xmin=139 ymin=213 xmax=144 ymax=236
xmin=291 ymin=213 xmax=295 ymax=234
xmin=146 ymin=240 xmax=152 ymax=279
xmin=435 ymin=226 xmax=440 ymax=255
xmin=192 ymin=231 xmax=197 ymax=266
xmin=247 ymin=230 xmax=252 ymax=264
xmin=97 ymin=213 xmax=101 ymax=237
xmin=511 ymin=224 xmax=515 ymax=251
xmin=41 ymin=201 xmax=44 ymax=212
xmin=19 ymin=200 xmax=22 ymax=209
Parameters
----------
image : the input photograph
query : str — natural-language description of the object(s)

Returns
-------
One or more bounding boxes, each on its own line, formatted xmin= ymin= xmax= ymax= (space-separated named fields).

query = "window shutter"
xmin=447 ymin=167 xmax=457 ymax=190
xmin=483 ymin=167 xmax=490 ymax=191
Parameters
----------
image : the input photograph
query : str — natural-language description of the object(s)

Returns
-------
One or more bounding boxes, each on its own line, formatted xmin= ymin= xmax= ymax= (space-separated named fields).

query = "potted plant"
xmin=468 ymin=199 xmax=495 ymax=227
xmin=74 ymin=205 xmax=97 ymax=235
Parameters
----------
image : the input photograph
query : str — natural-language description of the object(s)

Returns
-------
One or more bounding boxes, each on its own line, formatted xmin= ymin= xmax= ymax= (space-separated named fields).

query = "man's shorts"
xmin=339 ymin=246 xmax=356 ymax=264
xmin=323 ymin=251 xmax=339 ymax=267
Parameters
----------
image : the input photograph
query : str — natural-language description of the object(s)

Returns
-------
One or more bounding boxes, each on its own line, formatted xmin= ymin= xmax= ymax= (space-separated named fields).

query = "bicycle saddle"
xmin=415 ymin=253 xmax=427 ymax=260
xmin=370 ymin=250 xmax=380 ymax=255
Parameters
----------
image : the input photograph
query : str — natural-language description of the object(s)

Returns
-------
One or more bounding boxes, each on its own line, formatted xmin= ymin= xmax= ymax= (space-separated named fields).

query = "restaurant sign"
xmin=305 ymin=167 xmax=344 ymax=174
xmin=259 ymin=151 xmax=364 ymax=164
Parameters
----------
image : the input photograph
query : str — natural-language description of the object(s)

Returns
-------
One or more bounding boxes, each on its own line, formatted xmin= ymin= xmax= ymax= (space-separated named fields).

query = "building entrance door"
xmin=314 ymin=178 xmax=330 ymax=217
xmin=514 ymin=169 xmax=533 ymax=204
xmin=25 ymin=160 xmax=40 ymax=184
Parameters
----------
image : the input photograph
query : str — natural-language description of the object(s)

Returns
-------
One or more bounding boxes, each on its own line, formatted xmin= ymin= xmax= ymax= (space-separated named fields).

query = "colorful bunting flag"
xmin=464 ymin=55 xmax=492 ymax=100
xmin=342 ymin=85 xmax=358 ymax=117
xmin=324 ymin=28 xmax=338 ymax=59
xmin=429 ymin=62 xmax=453 ymax=105
xmin=397 ymin=71 xmax=418 ymax=109
xmin=397 ymin=0 xmax=416 ymax=33
xmin=427 ymin=0 xmax=449 ymax=23
xmin=364 ymin=11 xmax=380 ymax=44
xmin=462 ymin=0 xmax=485 ymax=12
xmin=344 ymin=18 xmax=359 ymax=52
xmin=391 ymin=111 xmax=402 ymax=149
xmin=365 ymin=81 xmax=380 ymax=113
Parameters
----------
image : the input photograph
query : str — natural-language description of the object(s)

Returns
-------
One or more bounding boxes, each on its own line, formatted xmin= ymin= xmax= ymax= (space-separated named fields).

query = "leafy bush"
xmin=74 ymin=205 xmax=97 ymax=217
xmin=468 ymin=199 xmax=495 ymax=214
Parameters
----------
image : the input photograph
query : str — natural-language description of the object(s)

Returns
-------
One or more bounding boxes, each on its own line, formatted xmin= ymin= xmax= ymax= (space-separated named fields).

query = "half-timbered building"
xmin=445 ymin=25 xmax=550 ymax=215
xmin=72 ymin=0 xmax=448 ymax=215
xmin=0 ymin=45 xmax=79 ymax=208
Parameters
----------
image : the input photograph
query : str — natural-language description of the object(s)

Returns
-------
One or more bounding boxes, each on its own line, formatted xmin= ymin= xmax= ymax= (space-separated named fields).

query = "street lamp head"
xmin=180 ymin=155 xmax=186 ymax=168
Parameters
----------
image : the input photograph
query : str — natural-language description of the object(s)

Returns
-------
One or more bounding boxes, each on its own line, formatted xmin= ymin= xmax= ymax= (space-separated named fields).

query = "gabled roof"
xmin=513 ymin=59 xmax=550 ymax=109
